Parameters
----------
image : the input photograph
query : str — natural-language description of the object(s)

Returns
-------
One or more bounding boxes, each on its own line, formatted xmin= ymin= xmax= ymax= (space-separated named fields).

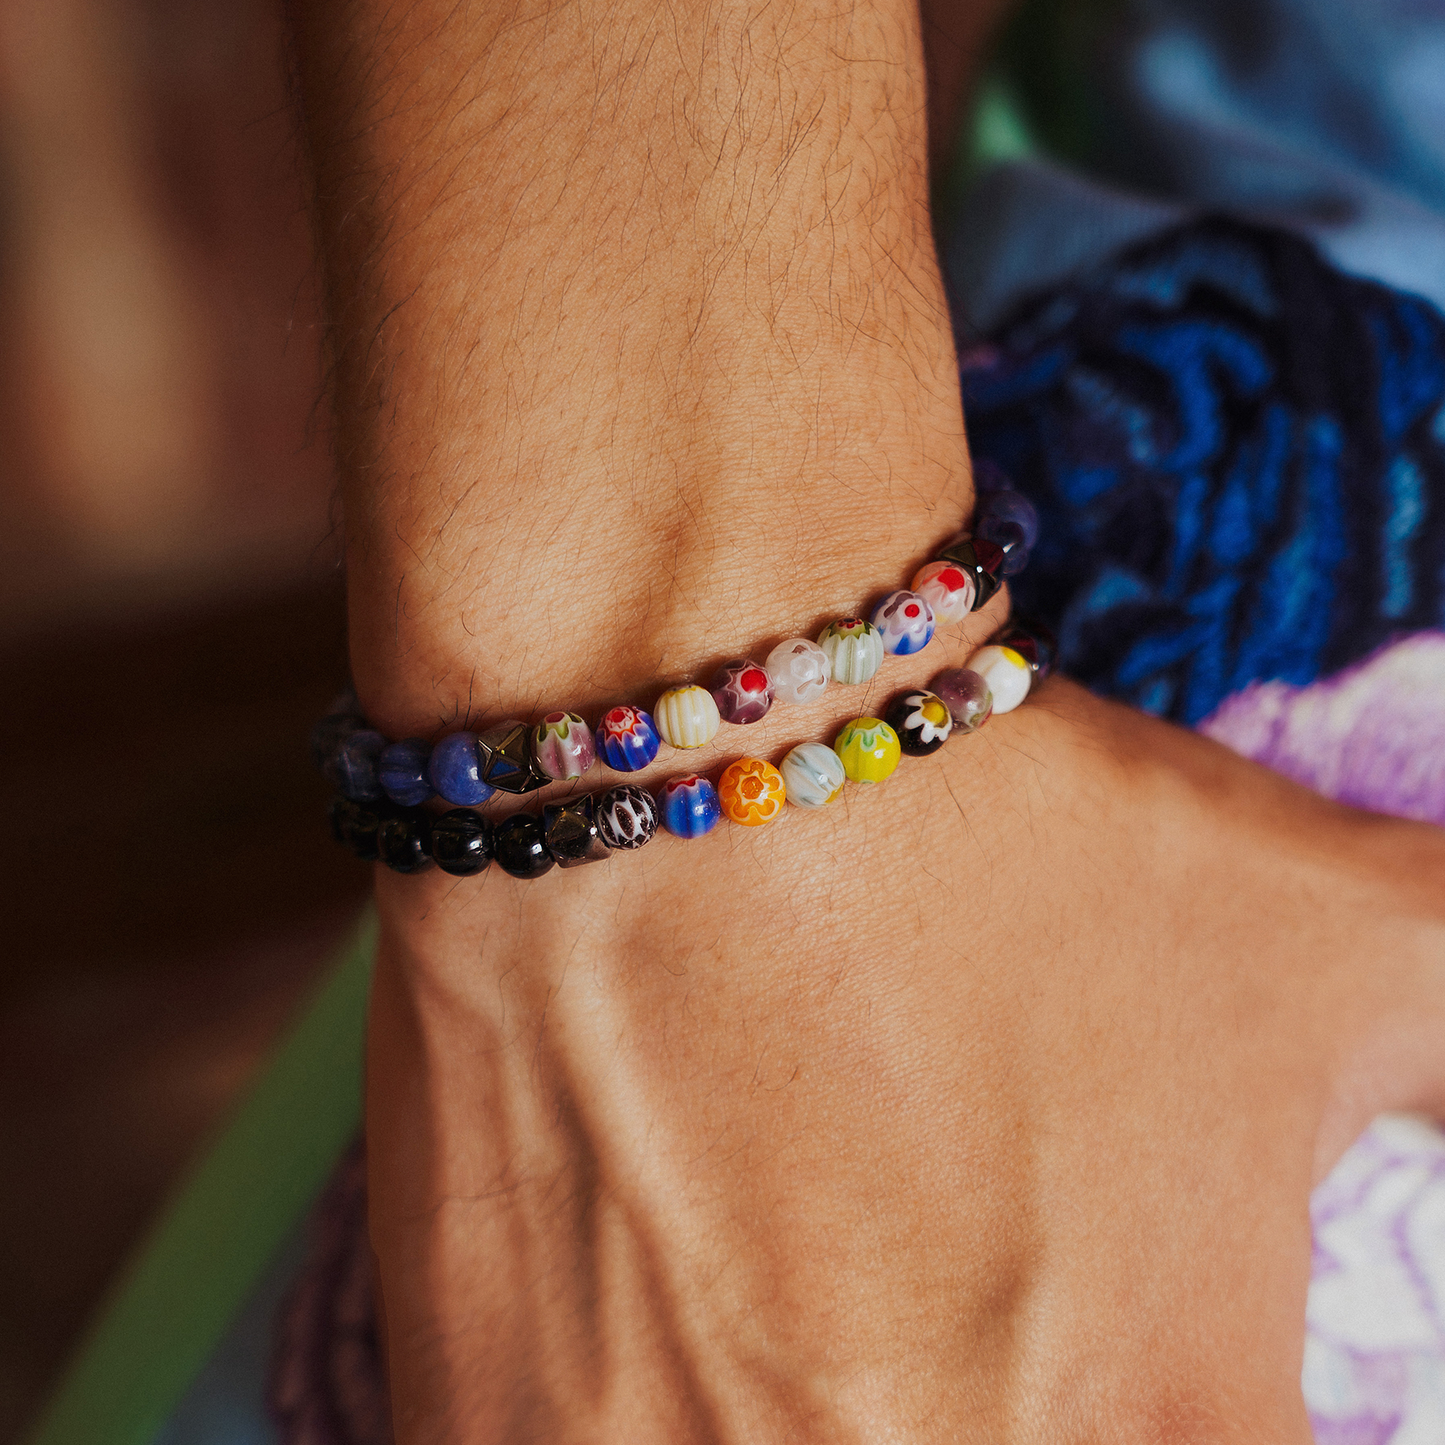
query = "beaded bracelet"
xmin=316 ymin=478 xmax=1052 ymax=879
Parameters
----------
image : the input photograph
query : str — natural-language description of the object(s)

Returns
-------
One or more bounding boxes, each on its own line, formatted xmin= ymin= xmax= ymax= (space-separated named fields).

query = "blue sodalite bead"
xmin=976 ymin=487 xmax=1039 ymax=550
xmin=657 ymin=775 xmax=722 ymax=838
xmin=379 ymin=737 xmax=434 ymax=806
xmin=326 ymin=728 xmax=387 ymax=802
xmin=427 ymin=731 xmax=495 ymax=806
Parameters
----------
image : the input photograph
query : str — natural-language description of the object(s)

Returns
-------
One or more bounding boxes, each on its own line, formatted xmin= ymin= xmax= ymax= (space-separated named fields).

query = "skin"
xmin=287 ymin=0 xmax=1445 ymax=1438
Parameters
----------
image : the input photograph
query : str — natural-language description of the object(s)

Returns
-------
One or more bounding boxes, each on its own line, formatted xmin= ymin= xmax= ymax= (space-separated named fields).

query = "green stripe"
xmin=26 ymin=910 xmax=376 ymax=1445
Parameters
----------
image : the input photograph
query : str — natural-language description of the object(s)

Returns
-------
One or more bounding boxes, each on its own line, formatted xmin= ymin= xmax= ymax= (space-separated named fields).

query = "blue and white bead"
xmin=870 ymin=590 xmax=935 ymax=655
xmin=657 ymin=775 xmax=722 ymax=838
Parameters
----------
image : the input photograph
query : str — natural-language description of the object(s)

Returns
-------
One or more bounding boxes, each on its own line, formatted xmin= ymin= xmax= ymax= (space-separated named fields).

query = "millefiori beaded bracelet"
xmin=317 ymin=477 xmax=1054 ymax=878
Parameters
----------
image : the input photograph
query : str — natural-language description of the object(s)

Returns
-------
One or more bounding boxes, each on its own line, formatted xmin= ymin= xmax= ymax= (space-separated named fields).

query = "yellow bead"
xmin=833 ymin=716 xmax=901 ymax=783
xmin=654 ymin=684 xmax=721 ymax=748
xmin=718 ymin=757 xmax=786 ymax=825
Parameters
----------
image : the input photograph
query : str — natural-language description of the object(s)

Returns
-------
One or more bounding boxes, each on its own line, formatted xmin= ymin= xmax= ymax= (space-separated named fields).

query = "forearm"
xmin=291 ymin=0 xmax=979 ymax=732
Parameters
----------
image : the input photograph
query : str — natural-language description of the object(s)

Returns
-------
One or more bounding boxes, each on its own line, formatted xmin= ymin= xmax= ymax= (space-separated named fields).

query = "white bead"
xmin=816 ymin=618 xmax=884 ymax=685
xmin=911 ymin=560 xmax=976 ymax=623
xmin=765 ymin=638 xmax=831 ymax=705
xmin=653 ymin=684 xmax=720 ymax=748
xmin=780 ymin=743 xmax=846 ymax=808
xmin=968 ymin=645 xmax=1032 ymax=714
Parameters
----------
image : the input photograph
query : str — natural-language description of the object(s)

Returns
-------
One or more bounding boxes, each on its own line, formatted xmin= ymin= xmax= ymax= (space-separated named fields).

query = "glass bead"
xmin=654 ymin=685 xmax=721 ymax=749
xmin=657 ymin=775 xmax=722 ymax=838
xmin=995 ymin=619 xmax=1058 ymax=681
xmin=816 ymin=618 xmax=884 ymax=685
xmin=493 ymin=812 xmax=555 ymax=879
xmin=311 ymin=711 xmax=363 ymax=771
xmin=909 ymin=561 xmax=976 ymax=624
xmin=595 ymin=785 xmax=659 ymax=849
xmin=533 ymin=712 xmax=596 ymax=780
xmin=595 ymin=706 xmax=662 ymax=771
xmin=377 ymin=814 xmax=434 ymax=874
xmin=328 ymin=797 xmax=384 ymax=861
xmin=779 ymin=743 xmax=846 ymax=809
xmin=765 ymin=638 xmax=831 ymax=705
xmin=427 ymin=731 xmax=496 ymax=806
xmin=378 ymin=737 xmax=434 ymax=806
xmin=870 ymin=591 xmax=935 ymax=656
xmin=326 ymin=728 xmax=387 ymax=802
xmin=935 ymin=535 xmax=1004 ymax=611
xmin=717 ymin=758 xmax=786 ymax=826
xmin=709 ymin=659 xmax=773 ymax=725
xmin=833 ymin=717 xmax=902 ymax=783
xmin=542 ymin=795 xmax=611 ymax=867
xmin=930 ymin=667 xmax=994 ymax=732
xmin=976 ymin=486 xmax=1040 ymax=549
xmin=477 ymin=721 xmax=546 ymax=794
xmin=968 ymin=645 xmax=1032 ymax=714
xmin=884 ymin=690 xmax=953 ymax=756
xmin=976 ymin=516 xmax=1029 ymax=575
xmin=429 ymin=809 xmax=493 ymax=876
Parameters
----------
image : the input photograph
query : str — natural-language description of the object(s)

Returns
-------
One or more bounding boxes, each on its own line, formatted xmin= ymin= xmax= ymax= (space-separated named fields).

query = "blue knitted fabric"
xmin=960 ymin=216 xmax=1445 ymax=723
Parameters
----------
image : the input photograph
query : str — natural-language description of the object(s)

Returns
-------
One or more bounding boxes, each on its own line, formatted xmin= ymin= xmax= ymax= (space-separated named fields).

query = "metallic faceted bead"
xmin=833 ymin=717 xmax=902 ymax=784
xmin=429 ymin=809 xmax=493 ymax=876
xmin=779 ymin=743 xmax=846 ymax=809
xmin=493 ymin=812 xmax=555 ymax=878
xmin=542 ymin=794 xmax=612 ymax=867
xmin=654 ymin=684 xmax=721 ymax=749
xmin=533 ymin=712 xmax=597 ymax=780
xmin=816 ymin=618 xmax=885 ymax=685
xmin=935 ymin=535 xmax=1004 ymax=611
xmin=477 ymin=721 xmax=547 ymax=794
xmin=870 ymin=590 xmax=936 ymax=656
xmin=595 ymin=784 xmax=659 ymax=849
xmin=709 ymin=659 xmax=774 ymax=725
xmin=884 ymin=690 xmax=953 ymax=756
xmin=717 ymin=758 xmax=786 ymax=826
xmin=930 ymin=667 xmax=994 ymax=732
xmin=968 ymin=645 xmax=1033 ymax=714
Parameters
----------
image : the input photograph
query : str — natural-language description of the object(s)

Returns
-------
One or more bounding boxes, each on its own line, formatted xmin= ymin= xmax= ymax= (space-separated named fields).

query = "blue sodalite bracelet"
xmin=318 ymin=480 xmax=1053 ymax=878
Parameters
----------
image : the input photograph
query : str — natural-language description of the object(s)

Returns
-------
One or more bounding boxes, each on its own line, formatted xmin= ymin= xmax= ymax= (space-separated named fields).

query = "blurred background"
xmin=0 ymin=0 xmax=366 ymax=1434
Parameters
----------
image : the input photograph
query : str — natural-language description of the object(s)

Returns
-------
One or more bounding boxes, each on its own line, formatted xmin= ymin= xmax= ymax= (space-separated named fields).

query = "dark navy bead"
xmin=976 ymin=487 xmax=1039 ymax=550
xmin=428 ymin=732 xmax=495 ymax=806
xmin=477 ymin=721 xmax=547 ymax=794
xmin=493 ymin=812 xmax=555 ymax=879
xmin=996 ymin=619 xmax=1059 ymax=681
xmin=430 ymin=809 xmax=494 ymax=876
xmin=328 ymin=796 xmax=385 ymax=861
xmin=976 ymin=516 xmax=1030 ymax=575
xmin=379 ymin=737 xmax=434 ymax=806
xmin=542 ymin=795 xmax=611 ymax=867
xmin=326 ymin=728 xmax=387 ymax=802
xmin=377 ymin=813 xmax=433 ymax=874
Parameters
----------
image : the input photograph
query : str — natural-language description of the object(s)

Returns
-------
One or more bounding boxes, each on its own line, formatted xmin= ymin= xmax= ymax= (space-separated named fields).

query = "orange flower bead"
xmin=717 ymin=757 xmax=786 ymax=826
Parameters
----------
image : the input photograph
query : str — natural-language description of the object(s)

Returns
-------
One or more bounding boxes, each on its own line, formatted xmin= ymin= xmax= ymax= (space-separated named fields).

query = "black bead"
xmin=996 ymin=619 xmax=1058 ymax=680
xmin=493 ymin=812 xmax=555 ymax=879
xmin=328 ymin=796 xmax=385 ymax=862
xmin=935 ymin=534 xmax=1004 ymax=611
xmin=542 ymin=795 xmax=611 ymax=868
xmin=477 ymin=721 xmax=547 ymax=794
xmin=429 ymin=809 xmax=494 ymax=877
xmin=376 ymin=813 xmax=433 ymax=873
xmin=884 ymin=689 xmax=953 ymax=756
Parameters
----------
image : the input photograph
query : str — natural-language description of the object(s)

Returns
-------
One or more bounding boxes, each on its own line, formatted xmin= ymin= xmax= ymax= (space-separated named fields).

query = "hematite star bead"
xmin=376 ymin=813 xmax=433 ymax=873
xmin=542 ymin=795 xmax=611 ymax=867
xmin=935 ymin=534 xmax=1004 ymax=611
xmin=477 ymin=721 xmax=547 ymax=794
xmin=884 ymin=689 xmax=953 ymax=755
xmin=429 ymin=809 xmax=493 ymax=876
xmin=328 ymin=796 xmax=385 ymax=861
xmin=493 ymin=812 xmax=555 ymax=878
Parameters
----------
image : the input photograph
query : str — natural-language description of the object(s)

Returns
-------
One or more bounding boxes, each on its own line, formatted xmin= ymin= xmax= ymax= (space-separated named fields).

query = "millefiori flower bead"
xmin=477 ymin=721 xmax=547 ymax=793
xmin=595 ymin=706 xmax=662 ymax=771
xmin=429 ymin=809 xmax=493 ymax=876
xmin=717 ymin=758 xmax=786 ymax=826
xmin=654 ymin=684 xmax=721 ymax=749
xmin=930 ymin=667 xmax=993 ymax=732
xmin=765 ymin=638 xmax=831 ymax=705
xmin=816 ymin=618 xmax=885 ymax=684
xmin=493 ymin=812 xmax=555 ymax=878
xmin=935 ymin=535 xmax=1004 ymax=611
xmin=326 ymin=728 xmax=387 ymax=802
xmin=378 ymin=737 xmax=434 ymax=806
xmin=780 ymin=743 xmax=846 ymax=808
xmin=657 ymin=775 xmax=722 ymax=838
xmin=995 ymin=619 xmax=1057 ymax=680
xmin=542 ymin=795 xmax=611 ymax=867
xmin=532 ymin=711 xmax=596 ymax=780
xmin=910 ymin=561 xmax=976 ymax=623
xmin=596 ymin=785 xmax=659 ymax=849
xmin=870 ymin=590 xmax=935 ymax=656
xmin=833 ymin=716 xmax=902 ymax=783
xmin=884 ymin=690 xmax=953 ymax=756
xmin=377 ymin=813 xmax=433 ymax=874
xmin=708 ymin=659 xmax=774 ymax=725
xmin=968 ymin=645 xmax=1032 ymax=714
xmin=427 ymin=731 xmax=496 ymax=806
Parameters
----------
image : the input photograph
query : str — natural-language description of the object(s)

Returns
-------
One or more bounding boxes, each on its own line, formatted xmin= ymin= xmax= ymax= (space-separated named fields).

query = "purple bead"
xmin=326 ymin=728 xmax=387 ymax=802
xmin=379 ymin=737 xmax=434 ymax=806
xmin=708 ymin=658 xmax=774 ymax=725
xmin=930 ymin=667 xmax=994 ymax=733
xmin=972 ymin=457 xmax=1012 ymax=494
xmin=427 ymin=731 xmax=496 ymax=806
xmin=976 ymin=487 xmax=1039 ymax=549
xmin=976 ymin=516 xmax=1030 ymax=575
